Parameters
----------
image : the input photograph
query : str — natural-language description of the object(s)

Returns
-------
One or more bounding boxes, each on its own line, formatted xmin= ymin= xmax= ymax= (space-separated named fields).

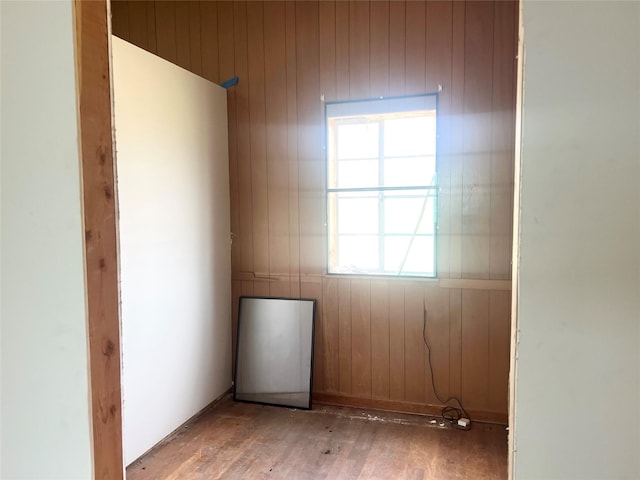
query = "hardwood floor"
xmin=126 ymin=397 xmax=507 ymax=479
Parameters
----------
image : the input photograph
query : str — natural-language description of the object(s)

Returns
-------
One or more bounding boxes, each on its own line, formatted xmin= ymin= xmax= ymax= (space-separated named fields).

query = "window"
xmin=326 ymin=95 xmax=438 ymax=277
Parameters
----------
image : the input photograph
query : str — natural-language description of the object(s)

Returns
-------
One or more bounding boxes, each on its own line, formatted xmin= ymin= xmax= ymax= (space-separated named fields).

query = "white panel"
xmin=514 ymin=2 xmax=640 ymax=479
xmin=0 ymin=1 xmax=94 ymax=478
xmin=112 ymin=37 xmax=232 ymax=466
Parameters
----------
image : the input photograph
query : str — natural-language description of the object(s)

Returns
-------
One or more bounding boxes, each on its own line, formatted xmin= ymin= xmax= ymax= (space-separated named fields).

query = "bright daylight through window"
xmin=326 ymin=94 xmax=438 ymax=277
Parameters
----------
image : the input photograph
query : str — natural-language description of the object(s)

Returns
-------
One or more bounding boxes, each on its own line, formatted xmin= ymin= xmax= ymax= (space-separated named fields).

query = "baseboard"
xmin=312 ymin=392 xmax=508 ymax=425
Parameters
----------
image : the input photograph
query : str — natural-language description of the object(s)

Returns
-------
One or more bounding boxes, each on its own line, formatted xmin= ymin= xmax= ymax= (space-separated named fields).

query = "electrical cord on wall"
xmin=423 ymin=306 xmax=471 ymax=430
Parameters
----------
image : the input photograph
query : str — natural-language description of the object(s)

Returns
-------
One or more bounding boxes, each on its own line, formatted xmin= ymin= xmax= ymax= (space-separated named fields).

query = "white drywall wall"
xmin=0 ymin=1 xmax=94 ymax=478
xmin=514 ymin=2 xmax=640 ymax=478
xmin=112 ymin=37 xmax=232 ymax=466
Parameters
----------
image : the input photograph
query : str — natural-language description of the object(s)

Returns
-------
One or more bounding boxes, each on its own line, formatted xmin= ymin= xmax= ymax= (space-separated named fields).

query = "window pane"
xmin=384 ymin=190 xmax=436 ymax=235
xmin=384 ymin=115 xmax=436 ymax=157
xmin=337 ymin=123 xmax=379 ymax=159
xmin=332 ymin=235 xmax=379 ymax=273
xmin=384 ymin=156 xmax=435 ymax=187
xmin=336 ymin=159 xmax=378 ymax=189
xmin=384 ymin=236 xmax=435 ymax=275
xmin=336 ymin=193 xmax=378 ymax=235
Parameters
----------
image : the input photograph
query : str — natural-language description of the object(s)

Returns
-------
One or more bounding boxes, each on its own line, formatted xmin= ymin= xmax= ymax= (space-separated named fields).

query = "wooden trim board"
xmin=314 ymin=393 xmax=508 ymax=425
xmin=74 ymin=1 xmax=124 ymax=478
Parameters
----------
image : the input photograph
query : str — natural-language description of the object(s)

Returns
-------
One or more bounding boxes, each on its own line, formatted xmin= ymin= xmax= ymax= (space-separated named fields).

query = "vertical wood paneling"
xmin=188 ymin=1 xmax=202 ymax=76
xmin=369 ymin=1 xmax=389 ymax=98
xmin=323 ymin=277 xmax=340 ymax=392
xmin=388 ymin=0 xmax=405 ymax=96
xmin=218 ymin=2 xmax=239 ymax=276
xmin=489 ymin=290 xmax=511 ymax=413
xmin=265 ymin=2 xmax=290 ymax=287
xmin=112 ymin=0 xmax=130 ymax=39
xmin=301 ymin=281 xmax=324 ymax=393
xmin=247 ymin=2 xmax=269 ymax=279
xmin=351 ymin=279 xmax=371 ymax=397
xmin=319 ymin=1 xmax=337 ymax=101
xmin=388 ymin=282 xmax=405 ymax=401
xmin=200 ymin=1 xmax=219 ymax=83
xmin=234 ymin=2 xmax=253 ymax=275
xmin=145 ymin=1 xmax=157 ymax=54
xmin=370 ymin=281 xmax=390 ymax=399
xmin=423 ymin=286 xmax=450 ymax=405
xmin=111 ymin=0 xmax=517 ymax=421
xmin=335 ymin=1 xmax=350 ymax=100
xmin=462 ymin=1 xmax=494 ymax=279
xmin=404 ymin=283 xmax=425 ymax=403
xmin=348 ymin=1 xmax=370 ymax=100
xmin=285 ymin=1 xmax=301 ymax=297
xmin=175 ymin=1 xmax=191 ymax=70
xmin=404 ymin=1 xmax=426 ymax=95
xmin=338 ymin=278 xmax=352 ymax=394
xmin=448 ymin=288 xmax=463 ymax=399
xmin=296 ymin=1 xmax=322 ymax=276
xmin=155 ymin=1 xmax=177 ymax=67
xmin=127 ymin=1 xmax=149 ymax=49
xmin=461 ymin=289 xmax=490 ymax=411
xmin=490 ymin=0 xmax=517 ymax=279
xmin=449 ymin=1 xmax=466 ymax=279
xmin=429 ymin=1 xmax=453 ymax=278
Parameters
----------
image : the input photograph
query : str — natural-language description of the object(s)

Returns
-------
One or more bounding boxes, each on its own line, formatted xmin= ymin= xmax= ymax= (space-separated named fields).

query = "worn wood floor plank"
xmin=127 ymin=397 xmax=507 ymax=480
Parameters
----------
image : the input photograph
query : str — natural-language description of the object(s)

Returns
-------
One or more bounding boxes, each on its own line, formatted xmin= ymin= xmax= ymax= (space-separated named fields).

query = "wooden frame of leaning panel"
xmin=74 ymin=1 xmax=125 ymax=478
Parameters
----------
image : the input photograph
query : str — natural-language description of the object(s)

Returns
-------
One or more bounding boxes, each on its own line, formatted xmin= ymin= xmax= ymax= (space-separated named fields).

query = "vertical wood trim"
xmin=74 ymin=1 xmax=124 ymax=478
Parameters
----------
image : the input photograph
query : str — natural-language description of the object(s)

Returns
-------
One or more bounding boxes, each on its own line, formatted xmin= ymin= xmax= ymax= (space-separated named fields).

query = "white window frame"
xmin=325 ymin=94 xmax=439 ymax=278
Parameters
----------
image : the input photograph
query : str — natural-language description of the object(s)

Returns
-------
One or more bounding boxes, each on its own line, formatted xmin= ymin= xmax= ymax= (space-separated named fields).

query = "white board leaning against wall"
xmin=111 ymin=36 xmax=232 ymax=466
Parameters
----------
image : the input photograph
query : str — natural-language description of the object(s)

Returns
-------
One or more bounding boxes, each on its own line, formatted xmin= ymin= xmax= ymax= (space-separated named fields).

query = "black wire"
xmin=423 ymin=306 xmax=471 ymax=430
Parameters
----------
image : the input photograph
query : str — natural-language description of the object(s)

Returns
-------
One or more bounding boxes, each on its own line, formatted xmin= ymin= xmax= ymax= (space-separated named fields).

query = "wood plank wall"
xmin=111 ymin=0 xmax=517 ymax=422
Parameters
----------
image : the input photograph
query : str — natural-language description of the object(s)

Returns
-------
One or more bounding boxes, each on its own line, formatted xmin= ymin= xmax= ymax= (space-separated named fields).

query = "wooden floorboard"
xmin=126 ymin=396 xmax=507 ymax=480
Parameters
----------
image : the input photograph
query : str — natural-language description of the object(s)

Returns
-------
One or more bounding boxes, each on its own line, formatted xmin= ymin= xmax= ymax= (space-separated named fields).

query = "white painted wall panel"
xmin=112 ymin=37 xmax=232 ymax=466
xmin=514 ymin=2 xmax=640 ymax=478
xmin=0 ymin=1 xmax=94 ymax=478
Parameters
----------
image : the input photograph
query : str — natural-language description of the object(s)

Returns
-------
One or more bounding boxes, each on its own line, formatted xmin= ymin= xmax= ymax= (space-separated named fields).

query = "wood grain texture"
xmin=127 ymin=397 xmax=508 ymax=479
xmin=111 ymin=0 xmax=517 ymax=421
xmin=75 ymin=1 xmax=124 ymax=477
